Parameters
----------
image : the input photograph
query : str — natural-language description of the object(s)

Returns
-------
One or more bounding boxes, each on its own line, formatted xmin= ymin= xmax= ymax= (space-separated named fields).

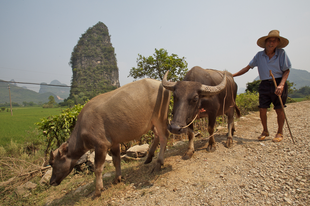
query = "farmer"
xmin=233 ymin=30 xmax=291 ymax=142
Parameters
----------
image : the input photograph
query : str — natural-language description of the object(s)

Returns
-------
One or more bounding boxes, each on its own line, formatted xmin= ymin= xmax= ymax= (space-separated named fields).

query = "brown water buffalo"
xmin=49 ymin=78 xmax=170 ymax=197
xmin=162 ymin=66 xmax=240 ymax=159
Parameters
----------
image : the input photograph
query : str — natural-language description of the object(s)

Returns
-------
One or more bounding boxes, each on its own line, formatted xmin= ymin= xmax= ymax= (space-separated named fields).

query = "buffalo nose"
xmin=50 ymin=177 xmax=59 ymax=186
xmin=168 ymin=124 xmax=183 ymax=134
xmin=50 ymin=180 xmax=56 ymax=186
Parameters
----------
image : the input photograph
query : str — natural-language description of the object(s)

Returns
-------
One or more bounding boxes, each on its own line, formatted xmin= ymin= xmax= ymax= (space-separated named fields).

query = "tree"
xmin=299 ymin=85 xmax=310 ymax=95
xmin=43 ymin=96 xmax=56 ymax=108
xmin=290 ymin=85 xmax=310 ymax=98
xmin=128 ymin=48 xmax=188 ymax=81
xmin=246 ymin=80 xmax=261 ymax=93
xmin=286 ymin=81 xmax=296 ymax=94
xmin=23 ymin=101 xmax=36 ymax=107
xmin=48 ymin=96 xmax=56 ymax=105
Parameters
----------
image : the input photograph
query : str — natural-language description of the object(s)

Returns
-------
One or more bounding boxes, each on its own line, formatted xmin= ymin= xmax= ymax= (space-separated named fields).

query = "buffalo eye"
xmin=192 ymin=95 xmax=199 ymax=103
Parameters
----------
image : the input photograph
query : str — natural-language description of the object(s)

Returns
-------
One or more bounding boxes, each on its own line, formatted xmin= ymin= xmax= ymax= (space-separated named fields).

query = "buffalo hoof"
xmin=225 ymin=138 xmax=233 ymax=148
xmin=94 ymin=190 xmax=102 ymax=198
xmin=151 ymin=163 xmax=162 ymax=173
xmin=113 ymin=175 xmax=121 ymax=184
xmin=206 ymin=144 xmax=216 ymax=152
xmin=182 ymin=151 xmax=194 ymax=160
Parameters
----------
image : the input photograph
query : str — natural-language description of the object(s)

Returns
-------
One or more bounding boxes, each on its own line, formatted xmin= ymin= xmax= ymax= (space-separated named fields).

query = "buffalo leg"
xmin=206 ymin=115 xmax=217 ymax=152
xmin=231 ymin=122 xmax=236 ymax=136
xmin=94 ymin=145 xmax=108 ymax=197
xmin=183 ymin=124 xmax=195 ymax=160
xmin=110 ymin=144 xmax=121 ymax=184
xmin=144 ymin=127 xmax=159 ymax=164
xmin=153 ymin=126 xmax=168 ymax=172
xmin=226 ymin=109 xmax=234 ymax=148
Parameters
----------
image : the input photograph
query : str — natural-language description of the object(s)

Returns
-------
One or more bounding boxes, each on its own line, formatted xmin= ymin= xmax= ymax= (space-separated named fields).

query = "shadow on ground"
xmin=46 ymin=132 xmax=257 ymax=205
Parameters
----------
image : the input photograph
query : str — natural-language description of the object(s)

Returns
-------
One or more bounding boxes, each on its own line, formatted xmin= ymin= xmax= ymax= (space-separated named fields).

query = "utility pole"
xmin=8 ymin=85 xmax=13 ymax=116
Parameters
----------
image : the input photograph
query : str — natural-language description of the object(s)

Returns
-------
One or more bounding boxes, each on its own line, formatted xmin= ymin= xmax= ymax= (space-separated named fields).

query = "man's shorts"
xmin=258 ymin=78 xmax=288 ymax=109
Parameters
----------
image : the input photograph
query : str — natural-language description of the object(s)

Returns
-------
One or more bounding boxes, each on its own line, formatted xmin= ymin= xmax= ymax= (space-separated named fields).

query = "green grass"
xmin=0 ymin=107 xmax=64 ymax=147
xmin=291 ymin=97 xmax=308 ymax=102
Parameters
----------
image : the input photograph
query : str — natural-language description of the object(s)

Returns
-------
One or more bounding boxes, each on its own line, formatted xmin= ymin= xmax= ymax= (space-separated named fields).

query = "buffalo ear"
xmin=58 ymin=150 xmax=62 ymax=157
xmin=49 ymin=151 xmax=54 ymax=160
xmin=58 ymin=142 xmax=68 ymax=157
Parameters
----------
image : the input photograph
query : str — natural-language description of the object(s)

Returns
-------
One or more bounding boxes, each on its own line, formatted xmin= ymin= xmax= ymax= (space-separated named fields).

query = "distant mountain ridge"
xmin=0 ymin=80 xmax=62 ymax=105
xmin=39 ymin=80 xmax=70 ymax=99
xmin=286 ymin=68 xmax=310 ymax=89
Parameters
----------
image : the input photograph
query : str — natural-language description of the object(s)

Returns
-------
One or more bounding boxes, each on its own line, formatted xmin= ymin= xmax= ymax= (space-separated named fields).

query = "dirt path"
xmin=106 ymin=100 xmax=310 ymax=206
xmin=46 ymin=101 xmax=310 ymax=206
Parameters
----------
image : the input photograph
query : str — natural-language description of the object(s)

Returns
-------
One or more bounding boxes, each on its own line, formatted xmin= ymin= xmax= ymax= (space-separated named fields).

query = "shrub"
xmin=36 ymin=104 xmax=85 ymax=157
xmin=236 ymin=92 xmax=259 ymax=115
xmin=286 ymin=97 xmax=296 ymax=103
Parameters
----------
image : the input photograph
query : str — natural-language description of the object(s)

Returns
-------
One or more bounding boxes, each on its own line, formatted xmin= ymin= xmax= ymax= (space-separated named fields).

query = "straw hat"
xmin=257 ymin=30 xmax=289 ymax=49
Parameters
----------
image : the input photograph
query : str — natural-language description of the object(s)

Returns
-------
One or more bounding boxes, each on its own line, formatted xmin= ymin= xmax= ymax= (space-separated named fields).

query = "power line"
xmin=0 ymin=80 xmax=71 ymax=87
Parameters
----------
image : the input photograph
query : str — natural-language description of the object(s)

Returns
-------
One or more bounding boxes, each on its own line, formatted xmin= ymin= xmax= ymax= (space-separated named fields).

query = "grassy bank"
xmin=291 ymin=97 xmax=308 ymax=102
xmin=0 ymin=107 xmax=64 ymax=147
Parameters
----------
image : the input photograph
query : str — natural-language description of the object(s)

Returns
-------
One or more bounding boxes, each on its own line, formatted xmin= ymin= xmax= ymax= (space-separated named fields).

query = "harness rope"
xmin=181 ymin=108 xmax=206 ymax=129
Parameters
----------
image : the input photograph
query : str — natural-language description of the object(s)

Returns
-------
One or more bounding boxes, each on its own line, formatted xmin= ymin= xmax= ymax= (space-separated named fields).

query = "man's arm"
xmin=233 ymin=65 xmax=251 ymax=77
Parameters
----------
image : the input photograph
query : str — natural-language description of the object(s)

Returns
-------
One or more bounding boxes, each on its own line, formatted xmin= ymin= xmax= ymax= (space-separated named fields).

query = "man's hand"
xmin=275 ymin=85 xmax=284 ymax=96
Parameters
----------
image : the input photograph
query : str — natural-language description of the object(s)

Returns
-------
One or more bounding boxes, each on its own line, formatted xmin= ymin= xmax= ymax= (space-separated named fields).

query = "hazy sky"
xmin=1 ymin=0 xmax=309 ymax=92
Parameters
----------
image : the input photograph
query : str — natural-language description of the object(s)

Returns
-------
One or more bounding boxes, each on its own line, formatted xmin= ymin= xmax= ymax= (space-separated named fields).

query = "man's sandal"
xmin=258 ymin=131 xmax=269 ymax=141
xmin=272 ymin=133 xmax=283 ymax=142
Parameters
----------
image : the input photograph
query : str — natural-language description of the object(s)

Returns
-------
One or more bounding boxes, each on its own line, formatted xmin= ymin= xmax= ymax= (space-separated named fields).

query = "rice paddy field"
xmin=0 ymin=107 xmax=64 ymax=147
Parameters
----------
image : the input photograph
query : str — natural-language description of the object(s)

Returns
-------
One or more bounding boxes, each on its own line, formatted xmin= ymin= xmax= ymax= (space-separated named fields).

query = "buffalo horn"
xmin=200 ymin=72 xmax=227 ymax=95
xmin=162 ymin=71 xmax=176 ymax=91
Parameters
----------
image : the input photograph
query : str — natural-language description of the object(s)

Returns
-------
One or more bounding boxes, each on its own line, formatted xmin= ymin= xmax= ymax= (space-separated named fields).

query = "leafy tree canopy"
xmin=246 ymin=80 xmax=261 ymax=93
xmin=290 ymin=85 xmax=310 ymax=98
xmin=48 ymin=96 xmax=56 ymax=105
xmin=128 ymin=48 xmax=188 ymax=81
xmin=287 ymin=81 xmax=296 ymax=94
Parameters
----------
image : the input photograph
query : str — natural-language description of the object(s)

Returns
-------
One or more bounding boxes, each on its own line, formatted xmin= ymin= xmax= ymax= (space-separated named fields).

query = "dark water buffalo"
xmin=162 ymin=66 xmax=240 ymax=159
xmin=49 ymin=78 xmax=170 ymax=197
